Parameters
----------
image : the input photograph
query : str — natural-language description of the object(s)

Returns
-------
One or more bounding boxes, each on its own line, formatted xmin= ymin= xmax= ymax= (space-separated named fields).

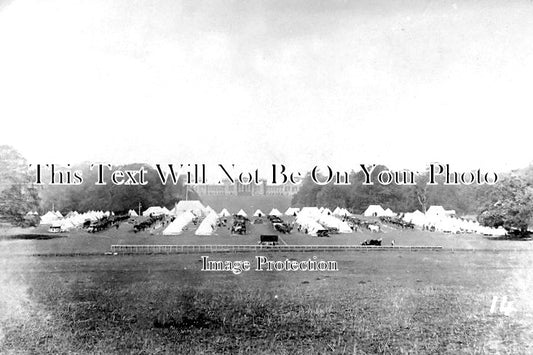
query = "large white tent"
xmin=218 ymin=208 xmax=231 ymax=217
xmin=143 ymin=206 xmax=166 ymax=217
xmin=204 ymin=205 xmax=217 ymax=216
xmin=40 ymin=211 xmax=60 ymax=225
xmin=195 ymin=212 xmax=219 ymax=236
xmin=403 ymin=210 xmax=427 ymax=226
xmin=59 ymin=219 xmax=76 ymax=232
xmin=426 ymin=206 xmax=446 ymax=218
xmin=321 ymin=208 xmax=333 ymax=216
xmin=66 ymin=213 xmax=87 ymax=228
xmin=363 ymin=205 xmax=386 ymax=217
xmin=383 ymin=208 xmax=396 ymax=217
xmin=295 ymin=215 xmax=324 ymax=236
xmin=434 ymin=217 xmax=461 ymax=233
xmin=237 ymin=209 xmax=248 ymax=218
xmin=318 ymin=214 xmax=352 ymax=233
xmin=173 ymin=200 xmax=205 ymax=217
xmin=285 ymin=207 xmax=300 ymax=216
xmin=333 ymin=207 xmax=351 ymax=217
xmin=299 ymin=207 xmax=321 ymax=219
xmin=269 ymin=208 xmax=282 ymax=217
xmin=88 ymin=211 xmax=102 ymax=222
xmin=332 ymin=207 xmax=342 ymax=215
xmin=253 ymin=209 xmax=265 ymax=217
xmin=65 ymin=211 xmax=77 ymax=218
xmin=162 ymin=211 xmax=195 ymax=235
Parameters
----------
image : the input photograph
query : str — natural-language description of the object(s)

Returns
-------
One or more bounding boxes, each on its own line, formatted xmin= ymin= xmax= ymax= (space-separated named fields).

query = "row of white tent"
xmin=162 ymin=210 xmax=225 ymax=236
xmin=160 ymin=206 xmax=288 ymax=236
xmin=362 ymin=205 xmax=457 ymax=219
xmin=294 ymin=207 xmax=353 ymax=236
xmin=362 ymin=204 xmax=506 ymax=236
xmin=142 ymin=203 xmax=455 ymax=221
xmin=40 ymin=210 xmax=113 ymax=232
xmin=37 ymin=203 xmax=355 ymax=236
xmin=402 ymin=210 xmax=506 ymax=236
xmin=38 ymin=203 xmax=352 ymax=228
xmin=291 ymin=205 xmax=507 ymax=237
xmin=162 ymin=211 xmax=196 ymax=235
xmin=40 ymin=210 xmax=64 ymax=224
xmin=38 ymin=202 xmax=507 ymax=237
xmin=363 ymin=205 xmax=396 ymax=217
xmin=217 ymin=206 xmax=351 ymax=219
xmin=159 ymin=204 xmax=354 ymax=237
xmin=140 ymin=200 xmax=207 ymax=218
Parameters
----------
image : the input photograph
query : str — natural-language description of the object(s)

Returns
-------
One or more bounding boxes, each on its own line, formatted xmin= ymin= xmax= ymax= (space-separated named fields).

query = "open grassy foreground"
xmin=1 ymin=251 xmax=532 ymax=354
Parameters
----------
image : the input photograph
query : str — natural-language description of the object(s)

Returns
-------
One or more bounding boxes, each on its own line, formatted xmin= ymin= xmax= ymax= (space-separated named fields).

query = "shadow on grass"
xmin=483 ymin=235 xmax=533 ymax=241
xmin=1 ymin=234 xmax=67 ymax=240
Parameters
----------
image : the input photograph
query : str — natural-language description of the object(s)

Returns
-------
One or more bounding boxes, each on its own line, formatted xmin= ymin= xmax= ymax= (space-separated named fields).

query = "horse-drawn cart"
xmin=259 ymin=234 xmax=279 ymax=246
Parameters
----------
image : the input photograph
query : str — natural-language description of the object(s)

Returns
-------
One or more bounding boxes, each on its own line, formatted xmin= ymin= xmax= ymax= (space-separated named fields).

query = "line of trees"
xmin=291 ymin=165 xmax=489 ymax=215
xmin=292 ymin=165 xmax=533 ymax=234
xmin=0 ymin=146 xmax=197 ymax=225
xmin=38 ymin=163 xmax=199 ymax=214
xmin=478 ymin=175 xmax=533 ymax=234
xmin=0 ymin=145 xmax=41 ymax=226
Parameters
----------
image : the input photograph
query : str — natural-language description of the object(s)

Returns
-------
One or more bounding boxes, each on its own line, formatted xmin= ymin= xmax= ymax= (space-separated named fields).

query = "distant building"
xmin=192 ymin=179 xmax=300 ymax=197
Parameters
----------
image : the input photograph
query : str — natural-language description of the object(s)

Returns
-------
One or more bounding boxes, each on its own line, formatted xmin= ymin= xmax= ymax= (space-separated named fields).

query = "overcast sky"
xmin=1 ymin=0 xmax=532 ymax=175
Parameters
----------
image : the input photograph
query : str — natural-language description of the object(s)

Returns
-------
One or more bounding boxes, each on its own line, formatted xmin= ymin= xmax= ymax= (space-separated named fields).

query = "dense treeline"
xmin=477 ymin=174 xmax=533 ymax=233
xmin=292 ymin=165 xmax=497 ymax=216
xmin=0 ymin=145 xmax=40 ymax=225
xmin=39 ymin=164 xmax=198 ymax=213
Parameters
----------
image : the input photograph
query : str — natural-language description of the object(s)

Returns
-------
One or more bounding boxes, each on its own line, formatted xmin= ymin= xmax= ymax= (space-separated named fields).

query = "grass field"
xmin=1 ymin=216 xmax=532 ymax=353
xmin=1 ymin=251 xmax=532 ymax=354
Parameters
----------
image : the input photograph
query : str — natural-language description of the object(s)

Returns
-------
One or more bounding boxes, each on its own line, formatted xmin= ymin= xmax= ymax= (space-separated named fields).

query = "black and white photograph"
xmin=1 ymin=0 xmax=532 ymax=353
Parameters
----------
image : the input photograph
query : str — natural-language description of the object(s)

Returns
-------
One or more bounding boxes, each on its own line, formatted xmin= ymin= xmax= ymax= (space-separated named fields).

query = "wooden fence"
xmin=110 ymin=244 xmax=444 ymax=254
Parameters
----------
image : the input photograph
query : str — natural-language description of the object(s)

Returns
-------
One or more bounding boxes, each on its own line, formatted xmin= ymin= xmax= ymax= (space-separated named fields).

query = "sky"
xmin=0 ymin=0 xmax=532 ymax=176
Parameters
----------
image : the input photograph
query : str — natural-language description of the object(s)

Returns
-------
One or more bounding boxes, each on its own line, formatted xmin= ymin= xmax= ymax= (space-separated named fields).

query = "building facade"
xmin=193 ymin=179 xmax=300 ymax=197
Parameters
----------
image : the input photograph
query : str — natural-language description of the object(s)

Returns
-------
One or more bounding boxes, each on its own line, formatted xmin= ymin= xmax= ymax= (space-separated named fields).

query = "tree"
xmin=414 ymin=173 xmax=429 ymax=213
xmin=38 ymin=163 xmax=195 ymax=214
xmin=478 ymin=175 xmax=533 ymax=235
xmin=316 ymin=183 xmax=351 ymax=209
xmin=291 ymin=173 xmax=324 ymax=207
xmin=292 ymin=164 xmax=499 ymax=217
xmin=0 ymin=145 xmax=41 ymax=226
xmin=347 ymin=166 xmax=416 ymax=214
